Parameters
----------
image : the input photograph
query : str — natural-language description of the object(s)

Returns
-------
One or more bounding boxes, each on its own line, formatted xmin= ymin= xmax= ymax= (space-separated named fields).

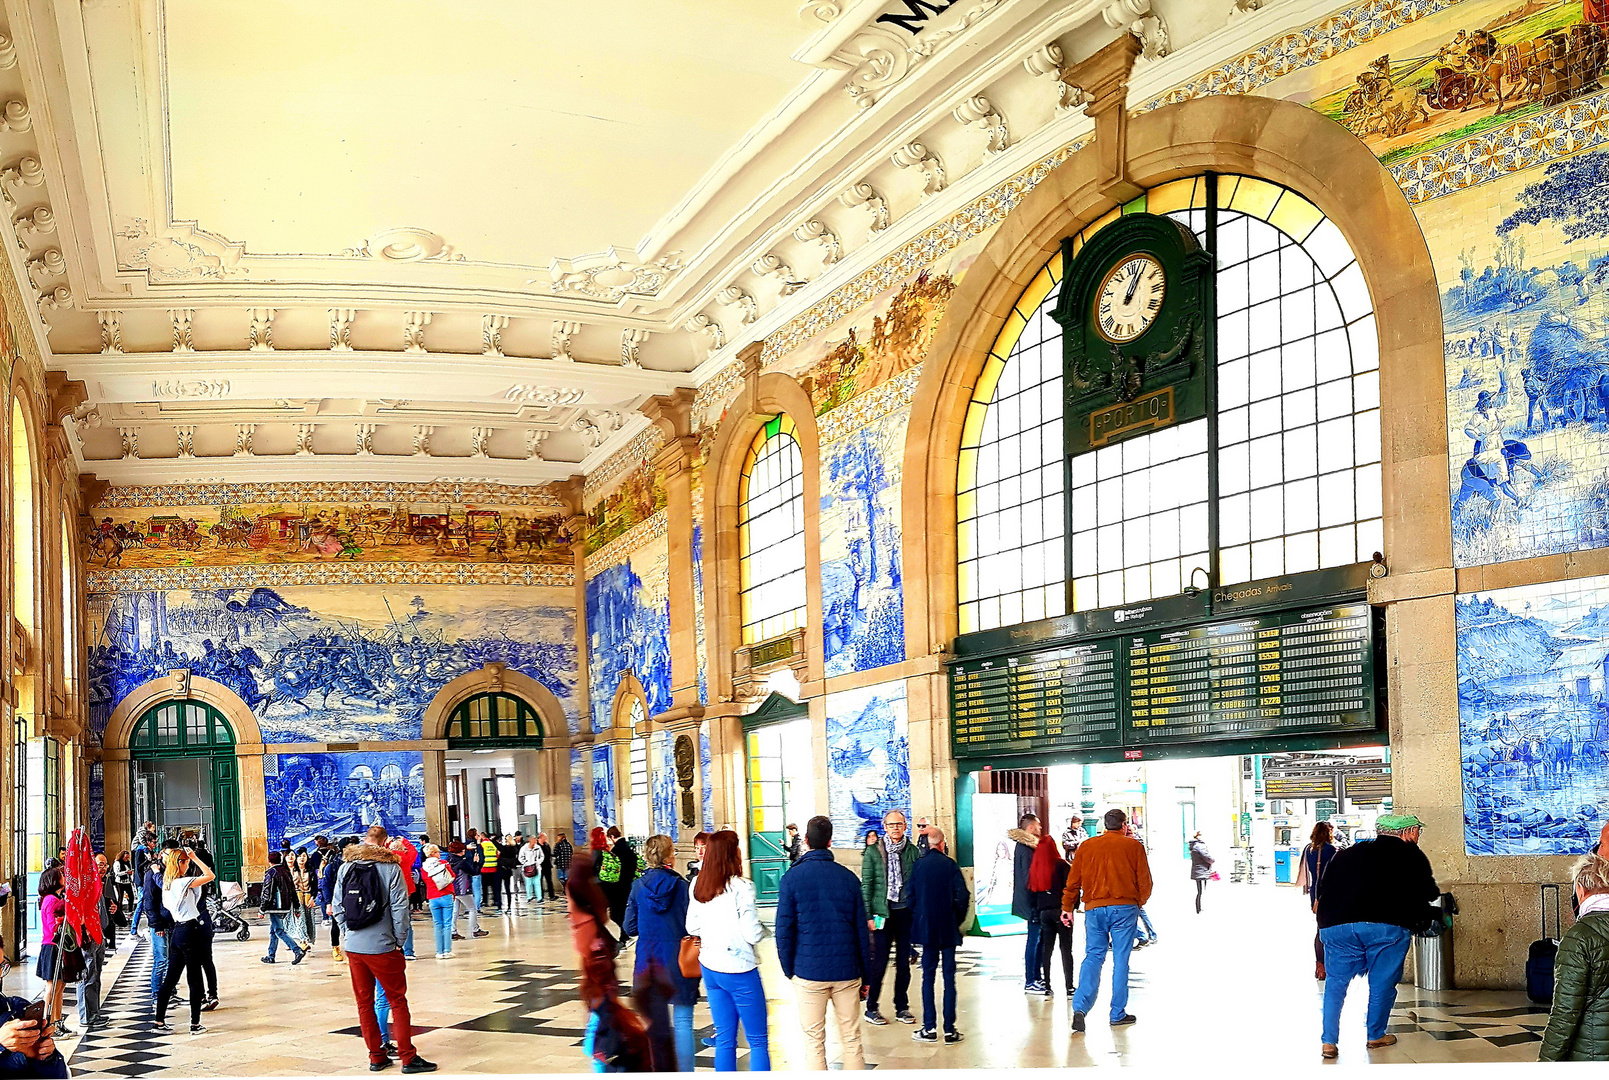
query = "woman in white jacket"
xmin=518 ymin=836 xmax=546 ymax=910
xmin=684 ymin=830 xmax=769 ymax=1072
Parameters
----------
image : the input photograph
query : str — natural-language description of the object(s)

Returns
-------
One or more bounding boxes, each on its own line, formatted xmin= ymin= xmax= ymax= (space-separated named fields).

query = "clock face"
xmin=1093 ymin=253 xmax=1166 ymax=343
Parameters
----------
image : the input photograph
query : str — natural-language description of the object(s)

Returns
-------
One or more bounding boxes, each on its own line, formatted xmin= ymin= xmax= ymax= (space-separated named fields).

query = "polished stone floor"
xmin=0 ymin=873 xmax=1559 ymax=1074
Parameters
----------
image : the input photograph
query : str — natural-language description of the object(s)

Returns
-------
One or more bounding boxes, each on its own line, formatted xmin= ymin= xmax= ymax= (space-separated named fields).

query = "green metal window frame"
xmin=128 ymin=700 xmax=236 ymax=757
xmin=446 ymin=692 xmax=545 ymax=749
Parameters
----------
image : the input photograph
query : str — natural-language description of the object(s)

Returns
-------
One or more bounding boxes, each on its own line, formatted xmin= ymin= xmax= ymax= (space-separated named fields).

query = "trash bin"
xmin=1414 ymin=893 xmax=1457 ymax=990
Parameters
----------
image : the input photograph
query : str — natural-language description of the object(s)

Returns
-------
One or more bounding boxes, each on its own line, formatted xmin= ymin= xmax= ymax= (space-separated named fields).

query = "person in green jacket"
xmin=1541 ymin=853 xmax=1609 ymax=1062
xmin=860 ymin=811 xmax=922 ymax=1027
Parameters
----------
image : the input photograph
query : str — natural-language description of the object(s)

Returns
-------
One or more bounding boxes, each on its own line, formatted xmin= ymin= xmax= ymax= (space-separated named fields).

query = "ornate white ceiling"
xmin=0 ymin=0 xmax=1308 ymax=485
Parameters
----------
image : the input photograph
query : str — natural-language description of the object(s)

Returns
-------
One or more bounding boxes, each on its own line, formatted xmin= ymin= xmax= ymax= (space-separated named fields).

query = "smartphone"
xmin=19 ymin=999 xmax=46 ymax=1027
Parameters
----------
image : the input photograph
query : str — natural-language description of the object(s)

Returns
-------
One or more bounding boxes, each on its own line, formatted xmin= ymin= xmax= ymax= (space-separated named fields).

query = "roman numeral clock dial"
xmin=1093 ymin=254 xmax=1166 ymax=343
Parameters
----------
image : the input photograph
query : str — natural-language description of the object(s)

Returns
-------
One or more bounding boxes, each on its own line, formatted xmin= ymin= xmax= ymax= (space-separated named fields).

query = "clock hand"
xmin=1123 ymin=264 xmax=1143 ymax=306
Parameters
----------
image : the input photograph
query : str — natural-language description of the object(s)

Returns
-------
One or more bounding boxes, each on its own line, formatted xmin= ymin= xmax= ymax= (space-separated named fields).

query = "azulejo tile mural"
xmin=585 ymin=532 xmax=672 ymax=732
xmin=651 ymin=729 xmax=679 ymax=841
xmin=825 ymin=680 xmax=910 ymax=848
xmin=821 ymin=407 xmax=907 ymax=677
xmin=571 ymin=748 xmax=586 ymax=845
xmin=1458 ymin=573 xmax=1609 ymax=854
xmin=1422 ymin=144 xmax=1609 ymax=564
xmin=86 ymin=585 xmax=579 ymax=744
xmin=85 ymin=496 xmax=568 ymax=570
xmin=266 ymin=751 xmax=426 ymax=849
xmin=591 ymin=745 xmax=616 ymax=830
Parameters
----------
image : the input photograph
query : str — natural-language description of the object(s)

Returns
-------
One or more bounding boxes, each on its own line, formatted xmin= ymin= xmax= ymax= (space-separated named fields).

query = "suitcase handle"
xmin=1542 ymin=883 xmax=1562 ymax=940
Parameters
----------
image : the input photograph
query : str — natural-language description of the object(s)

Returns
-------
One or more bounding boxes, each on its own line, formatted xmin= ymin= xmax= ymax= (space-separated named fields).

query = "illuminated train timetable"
xmin=1125 ymin=603 xmax=1374 ymax=744
xmin=947 ymin=598 xmax=1379 ymax=760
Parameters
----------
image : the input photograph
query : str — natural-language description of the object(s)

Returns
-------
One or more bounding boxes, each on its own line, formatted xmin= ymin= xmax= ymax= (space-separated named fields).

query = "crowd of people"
xmin=4 ymin=809 xmax=1607 ymax=1075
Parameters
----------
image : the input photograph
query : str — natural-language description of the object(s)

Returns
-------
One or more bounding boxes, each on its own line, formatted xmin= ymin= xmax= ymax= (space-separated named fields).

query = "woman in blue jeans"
xmin=421 ymin=845 xmax=457 ymax=958
xmin=622 ymin=835 xmax=701 ymax=1070
xmin=684 ymin=830 xmax=769 ymax=1072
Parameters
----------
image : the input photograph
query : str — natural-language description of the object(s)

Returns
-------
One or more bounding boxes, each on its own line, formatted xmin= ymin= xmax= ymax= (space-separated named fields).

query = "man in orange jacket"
xmin=1060 ymin=808 xmax=1152 ymax=1034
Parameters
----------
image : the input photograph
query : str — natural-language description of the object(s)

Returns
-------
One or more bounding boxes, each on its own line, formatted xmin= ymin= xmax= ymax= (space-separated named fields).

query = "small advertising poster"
xmin=971 ymin=792 xmax=1026 ymax=937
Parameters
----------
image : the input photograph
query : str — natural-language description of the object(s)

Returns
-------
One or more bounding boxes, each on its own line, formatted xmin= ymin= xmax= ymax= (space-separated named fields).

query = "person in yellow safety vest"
xmin=478 ymin=833 xmax=502 ymax=913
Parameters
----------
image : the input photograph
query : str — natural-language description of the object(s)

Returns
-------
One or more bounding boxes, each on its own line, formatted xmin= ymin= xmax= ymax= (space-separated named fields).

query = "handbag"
xmin=678 ymin=935 xmax=702 ymax=978
xmin=1209 ymin=871 xmax=1220 ymax=881
xmin=523 ymin=865 xmax=538 ymax=878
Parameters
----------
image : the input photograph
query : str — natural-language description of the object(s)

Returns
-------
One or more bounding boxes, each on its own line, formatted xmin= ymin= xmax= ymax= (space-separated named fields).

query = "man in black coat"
xmin=1314 ymin=813 xmax=1439 ymax=1059
xmin=1009 ymin=813 xmax=1044 ymax=991
xmin=908 ymin=829 xmax=970 ymax=1044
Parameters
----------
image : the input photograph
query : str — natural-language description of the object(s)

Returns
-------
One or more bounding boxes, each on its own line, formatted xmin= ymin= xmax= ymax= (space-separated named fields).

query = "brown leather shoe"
xmin=1365 ymin=1034 xmax=1397 ymax=1049
xmin=1321 ymin=1044 xmax=1338 ymax=1059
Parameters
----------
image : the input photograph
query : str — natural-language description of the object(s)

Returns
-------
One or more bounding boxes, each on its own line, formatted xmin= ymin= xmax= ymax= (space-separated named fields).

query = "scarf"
xmin=1581 ymin=892 xmax=1609 ymax=918
xmin=885 ymin=836 xmax=907 ymax=905
xmin=65 ymin=828 xmax=104 ymax=946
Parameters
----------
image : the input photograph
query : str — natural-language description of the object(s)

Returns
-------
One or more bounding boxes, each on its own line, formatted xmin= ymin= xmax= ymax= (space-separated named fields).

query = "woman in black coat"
xmin=1028 ymin=835 xmax=1075 ymax=995
xmin=1189 ymin=832 xmax=1215 ymax=914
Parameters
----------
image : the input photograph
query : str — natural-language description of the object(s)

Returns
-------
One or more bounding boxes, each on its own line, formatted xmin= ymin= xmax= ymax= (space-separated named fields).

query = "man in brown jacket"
xmin=1060 ymin=808 xmax=1152 ymax=1033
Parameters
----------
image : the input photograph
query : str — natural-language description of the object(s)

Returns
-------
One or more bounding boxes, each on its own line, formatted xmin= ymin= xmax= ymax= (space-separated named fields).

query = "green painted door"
xmin=210 ymin=755 xmax=242 ymax=884
xmin=746 ymin=728 xmax=789 ymax=904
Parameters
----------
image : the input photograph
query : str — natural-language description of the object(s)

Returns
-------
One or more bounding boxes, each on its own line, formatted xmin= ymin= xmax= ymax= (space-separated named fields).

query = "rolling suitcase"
xmin=1526 ymin=883 xmax=1562 ymax=1004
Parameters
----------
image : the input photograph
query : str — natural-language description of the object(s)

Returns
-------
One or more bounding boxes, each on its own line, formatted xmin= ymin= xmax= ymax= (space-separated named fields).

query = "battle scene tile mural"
xmin=1423 ymin=145 xmax=1609 ymax=565
xmin=825 ymin=680 xmax=910 ymax=848
xmin=266 ymin=751 xmax=426 ymax=849
xmin=1459 ymin=573 xmax=1609 ymax=854
xmin=86 ymin=585 xmax=578 ymax=744
xmin=820 ymin=407 xmax=906 ymax=677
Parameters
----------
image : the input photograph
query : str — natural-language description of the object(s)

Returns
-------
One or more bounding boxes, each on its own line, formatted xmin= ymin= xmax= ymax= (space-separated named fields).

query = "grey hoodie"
xmin=331 ymin=842 xmax=410 ymax=955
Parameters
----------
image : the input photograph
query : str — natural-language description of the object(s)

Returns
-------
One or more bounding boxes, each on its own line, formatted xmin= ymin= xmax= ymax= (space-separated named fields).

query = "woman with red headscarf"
xmin=1028 ymin=835 xmax=1076 ymax=996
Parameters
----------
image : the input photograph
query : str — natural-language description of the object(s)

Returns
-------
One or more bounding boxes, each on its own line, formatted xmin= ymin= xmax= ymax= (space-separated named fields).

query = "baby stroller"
xmin=207 ymin=881 xmax=252 ymax=940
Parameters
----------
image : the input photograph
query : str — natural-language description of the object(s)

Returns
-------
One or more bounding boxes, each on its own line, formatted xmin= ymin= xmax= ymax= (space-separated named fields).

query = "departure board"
xmin=1126 ymin=603 xmax=1374 ymax=744
xmin=948 ymin=598 xmax=1378 ymax=760
xmin=950 ymin=640 xmax=1120 ymax=752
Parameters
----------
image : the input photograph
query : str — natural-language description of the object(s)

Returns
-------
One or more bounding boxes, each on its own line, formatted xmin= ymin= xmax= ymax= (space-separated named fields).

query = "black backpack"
xmin=341 ymin=862 xmax=388 ymax=931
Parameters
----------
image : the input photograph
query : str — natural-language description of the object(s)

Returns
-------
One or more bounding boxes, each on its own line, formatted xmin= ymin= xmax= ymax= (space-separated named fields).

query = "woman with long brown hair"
xmin=1297 ymin=821 xmax=1339 ymax=980
xmin=1027 ymin=833 xmax=1075 ymax=995
xmin=684 ymin=831 xmax=768 ymax=1072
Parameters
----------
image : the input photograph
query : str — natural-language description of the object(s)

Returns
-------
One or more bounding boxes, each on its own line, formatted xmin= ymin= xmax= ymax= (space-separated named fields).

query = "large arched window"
xmin=738 ymin=415 xmax=806 ymax=644
xmin=446 ymin=692 xmax=545 ymax=748
xmin=957 ymin=175 xmax=1381 ymax=634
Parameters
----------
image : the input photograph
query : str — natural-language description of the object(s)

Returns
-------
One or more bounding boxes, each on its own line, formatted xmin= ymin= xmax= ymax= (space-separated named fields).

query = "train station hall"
xmin=0 ymin=0 xmax=1607 ymax=1074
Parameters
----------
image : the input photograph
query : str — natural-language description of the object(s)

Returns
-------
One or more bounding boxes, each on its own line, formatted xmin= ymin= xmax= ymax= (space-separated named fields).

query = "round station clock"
xmin=1093 ymin=253 xmax=1167 ymax=343
xmin=1051 ymin=211 xmax=1215 ymax=456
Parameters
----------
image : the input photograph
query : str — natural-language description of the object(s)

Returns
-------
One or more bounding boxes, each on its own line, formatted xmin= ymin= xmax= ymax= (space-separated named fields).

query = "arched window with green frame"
xmin=128 ymin=700 xmax=236 ymax=754
xmin=446 ymin=692 xmax=545 ymax=749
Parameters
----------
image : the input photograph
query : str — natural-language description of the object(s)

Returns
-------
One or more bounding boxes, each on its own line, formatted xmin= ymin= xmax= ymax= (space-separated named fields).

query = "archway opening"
xmin=128 ymin=700 xmax=243 ymax=883
xmin=443 ymin=691 xmax=547 ymax=841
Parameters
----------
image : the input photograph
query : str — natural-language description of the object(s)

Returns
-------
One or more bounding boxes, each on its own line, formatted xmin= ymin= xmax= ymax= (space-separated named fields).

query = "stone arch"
xmin=902 ymin=94 xmax=1444 ymax=654
xmin=102 ymin=672 xmax=263 ymax=751
xmin=421 ymin=662 xmax=573 ymax=748
xmin=701 ymin=371 xmax=823 ymax=703
xmin=609 ymin=672 xmax=650 ymax=736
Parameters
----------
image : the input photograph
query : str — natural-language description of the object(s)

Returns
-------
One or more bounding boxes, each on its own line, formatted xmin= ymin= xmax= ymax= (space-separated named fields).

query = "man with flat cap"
xmin=1313 ymin=813 xmax=1440 ymax=1061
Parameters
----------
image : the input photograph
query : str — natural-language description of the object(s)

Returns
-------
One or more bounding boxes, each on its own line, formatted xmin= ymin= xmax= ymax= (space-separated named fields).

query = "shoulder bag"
xmin=678 ymin=935 xmax=701 ymax=978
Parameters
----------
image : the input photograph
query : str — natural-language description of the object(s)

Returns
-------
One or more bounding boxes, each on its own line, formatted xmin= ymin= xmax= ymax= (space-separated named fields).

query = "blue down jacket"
xmin=775 ymin=849 xmax=873 ymax=983
xmin=622 ymin=866 xmax=700 ymax=1007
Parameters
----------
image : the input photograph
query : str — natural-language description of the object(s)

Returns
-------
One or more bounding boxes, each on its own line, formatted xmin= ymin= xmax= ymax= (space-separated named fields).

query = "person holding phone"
xmin=0 ymin=998 xmax=66 ymax=1078
xmin=152 ymin=846 xmax=215 ymax=1035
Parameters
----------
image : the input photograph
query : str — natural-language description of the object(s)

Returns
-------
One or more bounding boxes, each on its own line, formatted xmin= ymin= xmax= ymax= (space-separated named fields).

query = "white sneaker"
xmin=438 ymin=952 xmax=453 ymax=959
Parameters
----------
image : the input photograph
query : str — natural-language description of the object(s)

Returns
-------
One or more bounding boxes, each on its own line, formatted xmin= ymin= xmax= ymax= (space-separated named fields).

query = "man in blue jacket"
xmin=0 ymin=998 xmax=67 ymax=1078
xmin=142 ymin=839 xmax=180 ymax=1010
xmin=908 ymin=828 xmax=969 ymax=1044
xmin=775 ymin=816 xmax=874 ymax=1070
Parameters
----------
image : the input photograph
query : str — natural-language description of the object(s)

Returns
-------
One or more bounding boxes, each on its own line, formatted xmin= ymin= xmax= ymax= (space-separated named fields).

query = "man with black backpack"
xmin=333 ymin=826 xmax=436 ymax=1074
